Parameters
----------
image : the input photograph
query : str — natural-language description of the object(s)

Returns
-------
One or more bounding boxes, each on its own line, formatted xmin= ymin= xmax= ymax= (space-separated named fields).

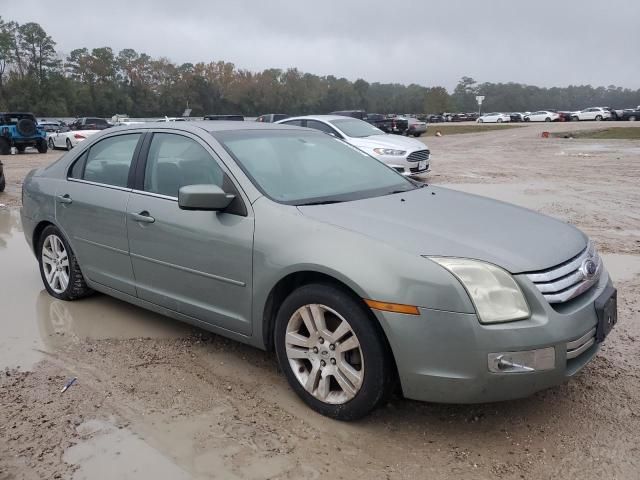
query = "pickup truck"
xmin=330 ymin=110 xmax=408 ymax=135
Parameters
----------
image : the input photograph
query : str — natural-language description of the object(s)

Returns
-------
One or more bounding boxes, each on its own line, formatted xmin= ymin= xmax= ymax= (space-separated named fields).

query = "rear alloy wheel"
xmin=275 ymin=284 xmax=393 ymax=420
xmin=66 ymin=138 xmax=73 ymax=150
xmin=545 ymin=117 xmax=551 ymax=122
xmin=16 ymin=145 xmax=26 ymax=153
xmin=38 ymin=225 xmax=93 ymax=300
xmin=497 ymin=118 xmax=503 ymax=123
xmin=595 ymin=115 xmax=603 ymax=121
xmin=48 ymin=137 xmax=55 ymax=149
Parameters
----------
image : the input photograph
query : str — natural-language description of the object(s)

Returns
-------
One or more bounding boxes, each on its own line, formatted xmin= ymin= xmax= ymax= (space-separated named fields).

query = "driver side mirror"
xmin=178 ymin=184 xmax=235 ymax=211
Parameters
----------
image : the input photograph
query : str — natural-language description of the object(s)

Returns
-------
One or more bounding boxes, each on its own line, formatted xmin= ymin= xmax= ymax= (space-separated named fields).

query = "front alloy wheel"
xmin=275 ymin=284 xmax=393 ymax=420
xmin=285 ymin=304 xmax=364 ymax=404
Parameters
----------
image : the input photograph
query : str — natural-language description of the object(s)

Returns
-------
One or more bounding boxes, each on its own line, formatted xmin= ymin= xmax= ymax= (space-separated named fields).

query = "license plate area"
xmin=595 ymin=286 xmax=617 ymax=343
xmin=418 ymin=160 xmax=427 ymax=170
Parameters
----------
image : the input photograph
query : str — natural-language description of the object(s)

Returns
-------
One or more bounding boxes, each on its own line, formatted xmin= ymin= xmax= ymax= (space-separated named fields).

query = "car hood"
xmin=297 ymin=186 xmax=586 ymax=273
xmin=347 ymin=134 xmax=427 ymax=151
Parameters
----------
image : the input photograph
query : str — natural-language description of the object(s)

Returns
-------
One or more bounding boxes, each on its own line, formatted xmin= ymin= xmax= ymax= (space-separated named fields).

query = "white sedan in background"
xmin=47 ymin=130 xmax=100 ymax=150
xmin=524 ymin=111 xmax=560 ymax=122
xmin=277 ymin=115 xmax=431 ymax=177
xmin=477 ymin=113 xmax=511 ymax=123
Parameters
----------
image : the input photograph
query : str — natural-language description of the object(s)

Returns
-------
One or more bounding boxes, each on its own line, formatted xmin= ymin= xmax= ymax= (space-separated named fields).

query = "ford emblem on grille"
xmin=580 ymin=259 xmax=598 ymax=279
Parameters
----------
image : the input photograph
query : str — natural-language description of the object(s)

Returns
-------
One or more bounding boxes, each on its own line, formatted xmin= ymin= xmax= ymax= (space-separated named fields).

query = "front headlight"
xmin=373 ymin=148 xmax=406 ymax=156
xmin=429 ymin=257 xmax=530 ymax=324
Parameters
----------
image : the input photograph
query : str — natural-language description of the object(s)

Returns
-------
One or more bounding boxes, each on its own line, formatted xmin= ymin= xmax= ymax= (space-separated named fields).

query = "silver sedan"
xmin=21 ymin=122 xmax=616 ymax=420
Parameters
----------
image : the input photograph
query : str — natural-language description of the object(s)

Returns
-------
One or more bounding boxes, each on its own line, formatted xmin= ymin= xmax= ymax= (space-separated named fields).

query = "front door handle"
xmin=130 ymin=211 xmax=155 ymax=224
xmin=56 ymin=194 xmax=72 ymax=204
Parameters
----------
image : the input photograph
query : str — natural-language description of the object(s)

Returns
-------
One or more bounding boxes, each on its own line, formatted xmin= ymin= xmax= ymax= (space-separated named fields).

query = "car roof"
xmin=280 ymin=114 xmax=357 ymax=122
xmin=104 ymin=120 xmax=309 ymax=134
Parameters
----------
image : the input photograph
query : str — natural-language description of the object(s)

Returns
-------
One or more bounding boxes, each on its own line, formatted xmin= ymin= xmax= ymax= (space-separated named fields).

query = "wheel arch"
xmin=260 ymin=268 xmax=400 ymax=387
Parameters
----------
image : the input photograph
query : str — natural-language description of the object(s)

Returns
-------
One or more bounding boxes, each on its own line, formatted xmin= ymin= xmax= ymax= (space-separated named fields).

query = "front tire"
xmin=274 ymin=283 xmax=393 ymax=420
xmin=38 ymin=225 xmax=93 ymax=301
xmin=595 ymin=115 xmax=603 ymax=121
xmin=572 ymin=116 xmax=579 ymax=121
xmin=545 ymin=117 xmax=551 ymax=122
xmin=48 ymin=137 xmax=55 ymax=149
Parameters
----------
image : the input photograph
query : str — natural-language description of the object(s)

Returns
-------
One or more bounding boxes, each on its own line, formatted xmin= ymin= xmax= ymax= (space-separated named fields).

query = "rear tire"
xmin=413 ymin=133 xmax=421 ymax=137
xmin=545 ymin=117 xmax=551 ymax=122
xmin=66 ymin=138 xmax=73 ymax=150
xmin=16 ymin=145 xmax=26 ymax=153
xmin=572 ymin=116 xmax=579 ymax=121
xmin=0 ymin=138 xmax=9 ymax=155
xmin=595 ymin=115 xmax=603 ymax=121
xmin=497 ymin=118 xmax=503 ymax=123
xmin=37 ymin=225 xmax=93 ymax=301
xmin=36 ymin=139 xmax=47 ymax=154
xmin=0 ymin=174 xmax=5 ymax=192
xmin=274 ymin=283 xmax=393 ymax=420
xmin=48 ymin=137 xmax=55 ymax=149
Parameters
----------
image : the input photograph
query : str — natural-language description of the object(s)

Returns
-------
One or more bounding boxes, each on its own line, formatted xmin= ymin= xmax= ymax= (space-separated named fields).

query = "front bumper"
xmin=377 ymin=155 xmax=430 ymax=177
xmin=375 ymin=268 xmax=613 ymax=403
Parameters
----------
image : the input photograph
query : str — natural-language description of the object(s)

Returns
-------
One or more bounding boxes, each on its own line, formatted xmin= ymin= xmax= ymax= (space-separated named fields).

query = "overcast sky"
xmin=3 ymin=0 xmax=639 ymax=90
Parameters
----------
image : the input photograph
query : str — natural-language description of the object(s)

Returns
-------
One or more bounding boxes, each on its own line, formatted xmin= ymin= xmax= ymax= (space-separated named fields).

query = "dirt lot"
xmin=1 ymin=121 xmax=639 ymax=479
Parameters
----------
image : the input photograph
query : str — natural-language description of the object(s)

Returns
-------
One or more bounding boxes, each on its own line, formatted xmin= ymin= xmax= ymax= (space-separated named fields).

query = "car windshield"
xmin=215 ymin=130 xmax=416 ymax=205
xmin=329 ymin=118 xmax=384 ymax=138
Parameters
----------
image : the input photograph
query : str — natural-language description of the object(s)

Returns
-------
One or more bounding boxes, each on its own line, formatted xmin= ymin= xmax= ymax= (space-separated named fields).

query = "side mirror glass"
xmin=178 ymin=184 xmax=235 ymax=211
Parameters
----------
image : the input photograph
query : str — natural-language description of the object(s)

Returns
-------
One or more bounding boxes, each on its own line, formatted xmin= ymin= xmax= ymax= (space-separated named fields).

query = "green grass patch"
xmin=552 ymin=128 xmax=640 ymax=140
xmin=424 ymin=124 xmax=522 ymax=136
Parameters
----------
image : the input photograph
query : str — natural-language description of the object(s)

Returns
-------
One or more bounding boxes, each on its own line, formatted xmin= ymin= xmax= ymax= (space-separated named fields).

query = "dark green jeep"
xmin=0 ymin=112 xmax=48 ymax=155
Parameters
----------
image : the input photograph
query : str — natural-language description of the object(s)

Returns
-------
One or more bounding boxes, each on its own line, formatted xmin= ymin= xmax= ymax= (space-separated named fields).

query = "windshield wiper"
xmin=297 ymin=200 xmax=344 ymax=206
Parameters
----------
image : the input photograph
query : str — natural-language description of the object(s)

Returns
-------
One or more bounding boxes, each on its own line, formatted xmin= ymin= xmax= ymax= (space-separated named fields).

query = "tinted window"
xmin=306 ymin=120 xmax=340 ymax=137
xmin=329 ymin=118 xmax=384 ymax=138
xmin=144 ymin=133 xmax=224 ymax=198
xmin=83 ymin=134 xmax=141 ymax=187
xmin=216 ymin=130 xmax=414 ymax=205
xmin=281 ymin=119 xmax=304 ymax=127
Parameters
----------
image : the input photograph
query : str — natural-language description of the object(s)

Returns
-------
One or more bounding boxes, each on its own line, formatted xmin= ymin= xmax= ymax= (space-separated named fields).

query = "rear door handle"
xmin=56 ymin=194 xmax=72 ymax=204
xmin=130 ymin=211 xmax=155 ymax=224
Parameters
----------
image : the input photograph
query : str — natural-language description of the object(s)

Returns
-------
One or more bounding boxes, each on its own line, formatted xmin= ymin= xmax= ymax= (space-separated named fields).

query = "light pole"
xmin=476 ymin=95 xmax=485 ymax=116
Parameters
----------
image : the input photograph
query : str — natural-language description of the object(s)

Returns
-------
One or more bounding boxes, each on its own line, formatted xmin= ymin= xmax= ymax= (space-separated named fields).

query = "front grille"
xmin=566 ymin=328 xmax=596 ymax=359
xmin=407 ymin=150 xmax=430 ymax=162
xmin=526 ymin=242 xmax=602 ymax=304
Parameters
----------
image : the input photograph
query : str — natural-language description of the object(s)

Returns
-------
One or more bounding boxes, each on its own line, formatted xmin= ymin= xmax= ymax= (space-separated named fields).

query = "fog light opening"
xmin=488 ymin=347 xmax=555 ymax=373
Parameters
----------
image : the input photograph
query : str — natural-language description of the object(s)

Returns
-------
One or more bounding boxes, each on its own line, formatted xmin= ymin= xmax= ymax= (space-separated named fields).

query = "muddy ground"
xmin=1 ymin=121 xmax=639 ymax=479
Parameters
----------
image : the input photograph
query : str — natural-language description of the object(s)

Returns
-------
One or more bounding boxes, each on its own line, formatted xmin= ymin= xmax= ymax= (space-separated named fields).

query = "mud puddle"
xmin=0 ymin=208 xmax=191 ymax=370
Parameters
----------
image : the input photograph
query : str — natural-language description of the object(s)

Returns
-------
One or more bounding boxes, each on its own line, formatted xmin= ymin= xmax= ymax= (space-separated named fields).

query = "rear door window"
xmin=83 ymin=134 xmax=141 ymax=187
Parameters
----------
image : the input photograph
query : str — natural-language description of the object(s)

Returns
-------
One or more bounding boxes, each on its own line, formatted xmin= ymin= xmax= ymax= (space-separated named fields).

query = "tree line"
xmin=1 ymin=17 xmax=639 ymax=118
